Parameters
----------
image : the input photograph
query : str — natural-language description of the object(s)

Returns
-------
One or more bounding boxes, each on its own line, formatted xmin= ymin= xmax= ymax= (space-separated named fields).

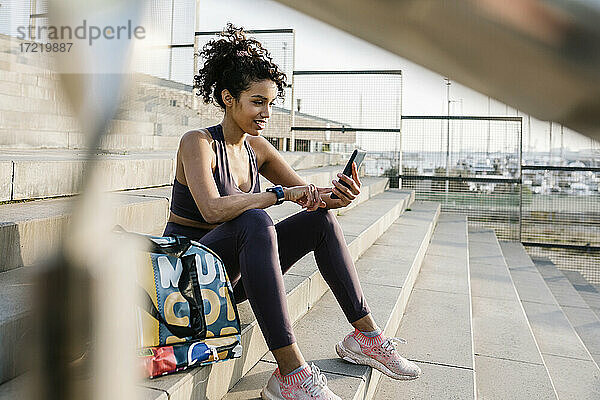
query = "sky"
xmin=196 ymin=0 xmax=596 ymax=153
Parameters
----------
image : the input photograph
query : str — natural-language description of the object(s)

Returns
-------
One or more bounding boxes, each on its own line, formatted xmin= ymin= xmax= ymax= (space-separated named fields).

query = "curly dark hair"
xmin=194 ymin=23 xmax=288 ymax=109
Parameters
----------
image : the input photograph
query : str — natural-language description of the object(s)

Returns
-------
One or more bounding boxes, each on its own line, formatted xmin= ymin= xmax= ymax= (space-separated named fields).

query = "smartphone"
xmin=331 ymin=149 xmax=367 ymax=199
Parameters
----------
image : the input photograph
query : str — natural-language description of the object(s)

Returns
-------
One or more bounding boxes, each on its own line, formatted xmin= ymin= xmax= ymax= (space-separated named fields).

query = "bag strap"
xmin=113 ymin=225 xmax=190 ymax=254
xmin=138 ymin=287 xmax=198 ymax=339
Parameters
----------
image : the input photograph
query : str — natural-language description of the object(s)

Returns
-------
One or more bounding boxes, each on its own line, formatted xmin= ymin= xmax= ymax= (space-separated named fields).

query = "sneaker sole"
xmin=335 ymin=341 xmax=420 ymax=381
xmin=260 ymin=387 xmax=278 ymax=400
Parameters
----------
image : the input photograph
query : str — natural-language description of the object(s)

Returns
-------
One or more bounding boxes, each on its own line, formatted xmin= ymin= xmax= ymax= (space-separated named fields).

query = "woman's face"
xmin=229 ymin=79 xmax=278 ymax=135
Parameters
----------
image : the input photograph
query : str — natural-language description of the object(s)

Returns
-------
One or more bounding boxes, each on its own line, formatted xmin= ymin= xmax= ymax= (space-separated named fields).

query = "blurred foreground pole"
xmin=273 ymin=0 xmax=600 ymax=142
xmin=31 ymin=1 xmax=146 ymax=399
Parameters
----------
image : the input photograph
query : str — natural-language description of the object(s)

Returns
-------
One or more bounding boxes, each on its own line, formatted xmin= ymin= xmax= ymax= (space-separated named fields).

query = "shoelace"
xmin=380 ymin=337 xmax=407 ymax=354
xmin=301 ymin=363 xmax=328 ymax=397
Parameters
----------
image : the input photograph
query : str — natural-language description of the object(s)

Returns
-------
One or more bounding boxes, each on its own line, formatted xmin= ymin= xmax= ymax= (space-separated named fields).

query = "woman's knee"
xmin=234 ymin=209 xmax=277 ymax=246
xmin=235 ymin=208 xmax=274 ymax=229
xmin=314 ymin=208 xmax=339 ymax=231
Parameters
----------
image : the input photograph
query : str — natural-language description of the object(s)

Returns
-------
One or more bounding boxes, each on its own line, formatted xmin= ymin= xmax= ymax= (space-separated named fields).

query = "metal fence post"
xmin=519 ymin=117 xmax=523 ymax=242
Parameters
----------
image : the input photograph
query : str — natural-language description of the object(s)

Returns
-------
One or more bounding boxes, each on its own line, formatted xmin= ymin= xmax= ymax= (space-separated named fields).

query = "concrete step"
xmin=0 ymin=74 xmax=63 ymax=102
xmin=501 ymin=242 xmax=600 ymax=400
xmin=0 ymin=177 xmax=391 ymax=385
xmin=224 ymin=202 xmax=440 ymax=400
xmin=0 ymin=267 xmax=35 ymax=384
xmin=0 ymin=43 xmax=57 ymax=72
xmin=1 ymin=151 xmax=176 ymax=201
xmin=0 ymin=132 xmax=180 ymax=151
xmin=374 ymin=214 xmax=474 ymax=400
xmin=0 ymin=191 xmax=170 ymax=274
xmin=0 ymin=55 xmax=58 ymax=81
xmin=534 ymin=258 xmax=600 ymax=367
xmin=0 ymin=149 xmax=343 ymax=202
xmin=0 ymin=91 xmax=70 ymax=116
xmin=0 ymin=372 xmax=170 ymax=400
xmin=0 ymin=111 xmax=162 ymax=137
xmin=0 ymin=109 xmax=78 ymax=132
xmin=0 ymin=68 xmax=58 ymax=89
xmin=0 ymin=128 xmax=74 ymax=149
xmin=114 ymin=108 xmax=188 ymax=125
xmin=469 ymin=229 xmax=557 ymax=399
xmin=563 ymin=270 xmax=600 ymax=320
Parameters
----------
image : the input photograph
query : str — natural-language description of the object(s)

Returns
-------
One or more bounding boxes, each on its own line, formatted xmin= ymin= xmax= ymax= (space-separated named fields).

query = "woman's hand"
xmin=283 ymin=183 xmax=327 ymax=211
xmin=328 ymin=161 xmax=362 ymax=208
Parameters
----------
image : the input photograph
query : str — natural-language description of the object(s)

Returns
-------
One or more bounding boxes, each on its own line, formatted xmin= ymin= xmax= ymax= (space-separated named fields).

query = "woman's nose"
xmin=261 ymin=106 xmax=271 ymax=118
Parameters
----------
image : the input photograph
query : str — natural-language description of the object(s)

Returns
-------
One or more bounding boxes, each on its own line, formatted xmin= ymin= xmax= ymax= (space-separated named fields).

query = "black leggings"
xmin=163 ymin=208 xmax=370 ymax=350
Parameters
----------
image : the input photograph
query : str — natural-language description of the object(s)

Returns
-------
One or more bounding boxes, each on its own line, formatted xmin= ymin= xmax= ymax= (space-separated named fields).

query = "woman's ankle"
xmin=351 ymin=313 xmax=379 ymax=333
xmin=278 ymin=361 xmax=305 ymax=377
xmin=271 ymin=342 xmax=306 ymax=376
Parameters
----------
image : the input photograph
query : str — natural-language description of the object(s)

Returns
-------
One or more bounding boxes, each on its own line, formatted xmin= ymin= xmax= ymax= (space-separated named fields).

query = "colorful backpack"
xmin=133 ymin=234 xmax=242 ymax=378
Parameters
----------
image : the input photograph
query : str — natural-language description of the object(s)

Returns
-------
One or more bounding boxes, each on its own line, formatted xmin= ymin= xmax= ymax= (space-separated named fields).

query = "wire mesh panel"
xmin=169 ymin=46 xmax=195 ymax=85
xmin=526 ymin=246 xmax=600 ymax=285
xmin=292 ymin=71 xmax=402 ymax=130
xmin=0 ymin=0 xmax=40 ymax=37
xmin=291 ymin=71 xmax=402 ymax=167
xmin=521 ymin=166 xmax=600 ymax=247
xmin=521 ymin=165 xmax=600 ymax=282
xmin=135 ymin=0 xmax=196 ymax=85
xmin=401 ymin=116 xmax=522 ymax=240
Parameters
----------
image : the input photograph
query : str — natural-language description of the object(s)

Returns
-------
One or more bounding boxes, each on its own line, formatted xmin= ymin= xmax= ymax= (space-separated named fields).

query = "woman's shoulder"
xmin=177 ymin=128 xmax=217 ymax=171
xmin=246 ymin=135 xmax=279 ymax=171
xmin=180 ymin=128 xmax=214 ymax=146
xmin=246 ymin=135 xmax=273 ymax=154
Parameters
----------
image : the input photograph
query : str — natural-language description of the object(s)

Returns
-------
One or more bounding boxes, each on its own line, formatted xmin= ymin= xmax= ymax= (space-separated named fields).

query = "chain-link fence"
xmin=0 ymin=0 xmax=48 ymax=38
xmin=134 ymin=0 xmax=196 ymax=84
xmin=401 ymin=116 xmax=522 ymax=240
xmin=521 ymin=165 xmax=600 ymax=284
xmin=526 ymin=246 xmax=600 ymax=285
xmin=1 ymin=0 xmax=196 ymax=85
xmin=290 ymin=70 xmax=402 ymax=163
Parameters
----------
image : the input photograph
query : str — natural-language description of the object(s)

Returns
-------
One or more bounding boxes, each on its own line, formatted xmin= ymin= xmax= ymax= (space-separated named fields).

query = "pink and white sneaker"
xmin=335 ymin=329 xmax=421 ymax=380
xmin=261 ymin=363 xmax=341 ymax=400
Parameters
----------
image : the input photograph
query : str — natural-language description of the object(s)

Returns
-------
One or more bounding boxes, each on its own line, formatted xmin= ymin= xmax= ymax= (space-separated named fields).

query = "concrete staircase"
xmin=3 ymin=167 xmax=600 ymax=399
xmin=0 ymin=156 xmax=387 ymax=394
xmin=0 ymin=33 xmax=301 ymax=152
xmin=370 ymin=227 xmax=600 ymax=400
xmin=0 ymin=32 xmax=217 ymax=151
xmin=374 ymin=214 xmax=475 ymax=399
xmin=3 ymin=31 xmax=600 ymax=400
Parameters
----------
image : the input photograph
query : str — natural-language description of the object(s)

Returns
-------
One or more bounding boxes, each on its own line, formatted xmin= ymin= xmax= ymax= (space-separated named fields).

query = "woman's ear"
xmin=221 ymin=89 xmax=234 ymax=107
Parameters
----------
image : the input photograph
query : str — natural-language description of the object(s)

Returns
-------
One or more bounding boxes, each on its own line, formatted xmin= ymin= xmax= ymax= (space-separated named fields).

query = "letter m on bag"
xmin=157 ymin=256 xmax=183 ymax=288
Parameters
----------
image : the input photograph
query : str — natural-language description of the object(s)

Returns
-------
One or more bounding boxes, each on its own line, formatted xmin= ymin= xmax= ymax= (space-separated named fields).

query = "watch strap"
xmin=267 ymin=185 xmax=285 ymax=205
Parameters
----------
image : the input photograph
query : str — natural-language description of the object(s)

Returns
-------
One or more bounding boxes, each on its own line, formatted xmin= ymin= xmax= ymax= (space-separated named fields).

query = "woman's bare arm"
xmin=252 ymin=137 xmax=361 ymax=210
xmin=180 ymin=131 xmax=278 ymax=224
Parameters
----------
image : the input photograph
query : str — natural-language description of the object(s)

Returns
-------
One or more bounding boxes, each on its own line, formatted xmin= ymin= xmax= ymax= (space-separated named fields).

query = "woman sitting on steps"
xmin=163 ymin=24 xmax=421 ymax=400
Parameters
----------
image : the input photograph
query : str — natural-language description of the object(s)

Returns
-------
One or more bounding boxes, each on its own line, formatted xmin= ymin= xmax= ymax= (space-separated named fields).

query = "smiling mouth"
xmin=254 ymin=120 xmax=267 ymax=129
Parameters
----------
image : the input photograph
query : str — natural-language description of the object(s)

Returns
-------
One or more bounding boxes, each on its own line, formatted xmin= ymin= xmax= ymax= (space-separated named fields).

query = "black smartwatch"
xmin=267 ymin=185 xmax=285 ymax=205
